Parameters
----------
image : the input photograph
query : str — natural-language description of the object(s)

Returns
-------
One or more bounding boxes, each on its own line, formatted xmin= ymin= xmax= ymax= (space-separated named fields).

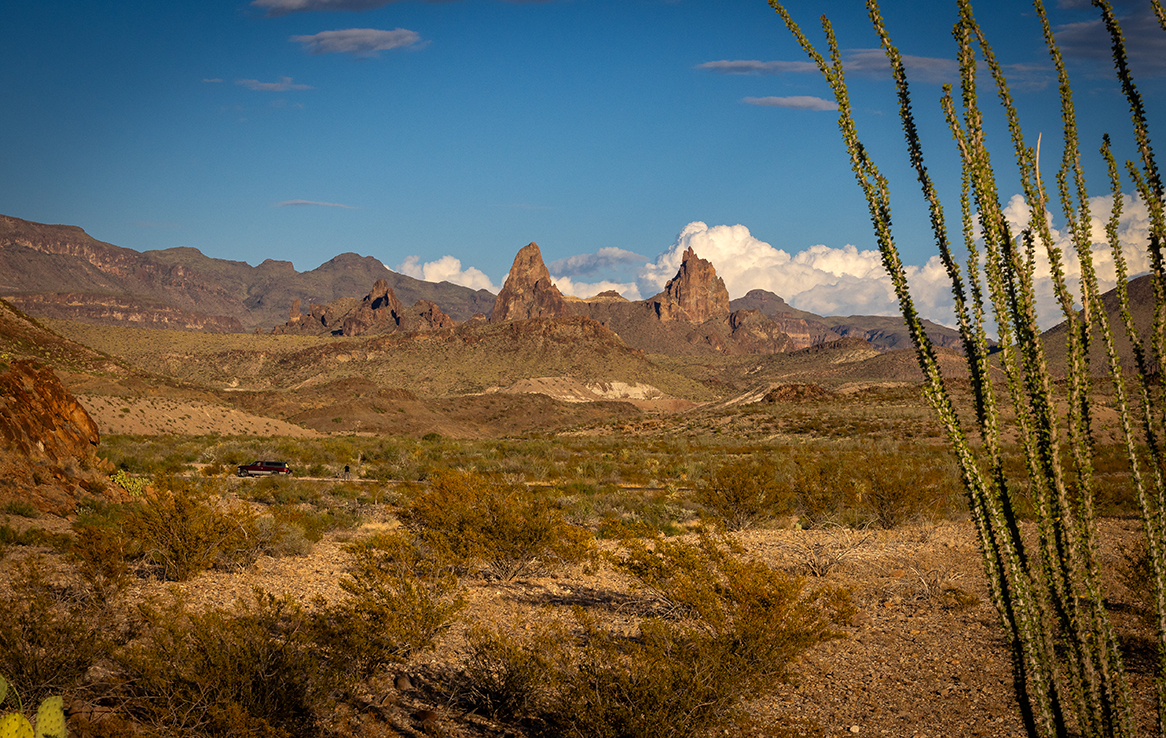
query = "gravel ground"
xmin=2 ymin=513 xmax=1158 ymax=737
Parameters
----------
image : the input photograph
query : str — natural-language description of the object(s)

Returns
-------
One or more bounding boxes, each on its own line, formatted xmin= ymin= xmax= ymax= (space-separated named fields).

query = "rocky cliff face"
xmin=650 ymin=247 xmax=730 ymax=323
xmin=0 ymin=360 xmax=126 ymax=513
xmin=491 ymin=243 xmax=569 ymax=322
xmin=4 ymin=293 xmax=244 ymax=333
xmin=1 ymin=215 xmax=496 ymax=331
xmin=0 ymin=215 xmax=246 ymax=325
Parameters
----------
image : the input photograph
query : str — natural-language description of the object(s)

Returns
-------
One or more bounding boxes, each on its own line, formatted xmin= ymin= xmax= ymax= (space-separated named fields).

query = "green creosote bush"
xmin=0 ymin=501 xmax=39 ymax=519
xmin=459 ymin=616 xmax=573 ymax=719
xmin=0 ymin=674 xmax=67 ymax=738
xmin=400 ymin=470 xmax=594 ymax=581
xmin=316 ymin=530 xmax=465 ymax=680
xmin=860 ymin=446 xmax=962 ymax=529
xmin=271 ymin=506 xmax=359 ymax=545
xmin=696 ymin=455 xmax=793 ymax=531
xmin=122 ymin=475 xmax=260 ymax=581
xmin=0 ymin=525 xmax=71 ymax=554
xmin=0 ymin=559 xmax=115 ymax=713
xmin=69 ymin=524 xmax=133 ymax=604
xmin=461 ymin=531 xmax=849 ymax=737
xmin=114 ymin=590 xmax=333 ymax=738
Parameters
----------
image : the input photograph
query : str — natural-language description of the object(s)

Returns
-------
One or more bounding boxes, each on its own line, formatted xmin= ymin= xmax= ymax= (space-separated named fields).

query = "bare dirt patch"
xmin=78 ymin=395 xmax=320 ymax=437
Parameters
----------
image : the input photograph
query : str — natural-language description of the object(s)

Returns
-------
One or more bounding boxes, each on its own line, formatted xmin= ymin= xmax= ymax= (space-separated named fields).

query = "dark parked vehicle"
xmin=237 ymin=460 xmax=292 ymax=477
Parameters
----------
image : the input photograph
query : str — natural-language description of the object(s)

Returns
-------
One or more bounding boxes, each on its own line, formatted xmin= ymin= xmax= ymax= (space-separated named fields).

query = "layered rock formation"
xmin=491 ymin=243 xmax=569 ymax=322
xmin=0 ymin=360 xmax=126 ymax=513
xmin=4 ymin=292 xmax=244 ymax=333
xmin=1 ymin=215 xmax=495 ymax=330
xmin=729 ymin=289 xmax=837 ymax=349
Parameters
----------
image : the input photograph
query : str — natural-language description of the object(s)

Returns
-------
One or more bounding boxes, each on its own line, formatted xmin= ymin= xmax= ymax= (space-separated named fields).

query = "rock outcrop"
xmin=649 ymin=247 xmax=730 ymax=323
xmin=491 ymin=243 xmax=569 ymax=322
xmin=274 ymin=279 xmax=454 ymax=337
xmin=0 ymin=360 xmax=125 ymax=513
xmin=341 ymin=279 xmax=405 ymax=336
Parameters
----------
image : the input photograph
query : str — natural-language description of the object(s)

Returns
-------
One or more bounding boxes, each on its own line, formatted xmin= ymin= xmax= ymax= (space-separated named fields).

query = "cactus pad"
xmin=34 ymin=697 xmax=64 ymax=738
xmin=0 ymin=675 xmax=7 ymax=708
xmin=0 ymin=713 xmax=34 ymax=738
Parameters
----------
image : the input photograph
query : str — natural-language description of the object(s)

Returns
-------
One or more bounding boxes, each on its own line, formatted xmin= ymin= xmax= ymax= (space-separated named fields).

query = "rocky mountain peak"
xmin=651 ymin=247 xmax=729 ymax=323
xmin=490 ymin=242 xmax=569 ymax=322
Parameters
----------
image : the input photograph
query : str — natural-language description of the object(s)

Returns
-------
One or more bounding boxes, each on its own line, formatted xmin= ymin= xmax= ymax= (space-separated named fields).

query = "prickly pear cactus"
xmin=0 ymin=675 xmax=7 ymax=707
xmin=0 ymin=713 xmax=34 ymax=738
xmin=33 ymin=697 xmax=64 ymax=738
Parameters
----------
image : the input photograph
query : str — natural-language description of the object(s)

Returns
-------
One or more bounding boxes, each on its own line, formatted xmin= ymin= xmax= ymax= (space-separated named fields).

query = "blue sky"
xmin=4 ymin=0 xmax=1164 ymax=324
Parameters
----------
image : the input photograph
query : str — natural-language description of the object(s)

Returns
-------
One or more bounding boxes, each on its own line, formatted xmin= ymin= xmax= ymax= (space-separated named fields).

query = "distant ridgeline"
xmin=3 ymin=213 xmax=981 ymax=355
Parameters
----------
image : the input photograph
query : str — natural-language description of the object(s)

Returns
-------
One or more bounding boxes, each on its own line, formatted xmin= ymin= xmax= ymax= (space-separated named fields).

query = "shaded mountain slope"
xmin=1040 ymin=273 xmax=1158 ymax=377
xmin=1 ymin=215 xmax=494 ymax=331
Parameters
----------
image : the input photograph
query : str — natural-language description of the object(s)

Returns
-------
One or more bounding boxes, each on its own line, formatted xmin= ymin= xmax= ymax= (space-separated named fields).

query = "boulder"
xmin=0 ymin=360 xmax=127 ymax=513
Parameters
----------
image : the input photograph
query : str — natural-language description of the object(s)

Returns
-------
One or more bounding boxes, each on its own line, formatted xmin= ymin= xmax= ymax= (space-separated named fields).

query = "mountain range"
xmin=1 ymin=214 xmax=959 ymax=354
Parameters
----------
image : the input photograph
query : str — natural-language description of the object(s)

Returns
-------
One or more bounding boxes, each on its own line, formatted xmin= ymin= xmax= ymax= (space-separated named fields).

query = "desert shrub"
xmin=548 ymin=616 xmax=757 ymax=738
xmin=271 ymin=505 xmax=359 ymax=544
xmin=400 ymin=470 xmax=593 ymax=580
xmin=1119 ymin=543 xmax=1157 ymax=630
xmin=860 ymin=446 xmax=961 ymax=529
xmin=122 ymin=476 xmax=259 ymax=581
xmin=790 ymin=453 xmax=858 ymax=528
xmin=69 ymin=524 xmax=132 ymax=603
xmin=461 ymin=532 xmax=846 ymax=738
xmin=316 ymin=531 xmax=465 ymax=680
xmin=1 ymin=500 xmax=39 ymax=518
xmin=199 ymin=461 xmax=226 ymax=477
xmin=696 ymin=456 xmax=793 ymax=531
xmin=0 ymin=558 xmax=114 ymax=709
xmin=0 ymin=523 xmax=71 ymax=553
xmin=115 ymin=591 xmax=333 ymax=737
xmin=459 ymin=617 xmax=572 ymax=719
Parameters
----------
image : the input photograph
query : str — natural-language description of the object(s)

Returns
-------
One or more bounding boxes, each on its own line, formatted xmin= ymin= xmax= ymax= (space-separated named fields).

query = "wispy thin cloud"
xmin=253 ymin=0 xmax=401 ymax=16
xmin=743 ymin=96 xmax=837 ymax=111
xmin=237 ymin=77 xmax=314 ymax=92
xmin=548 ymin=247 xmax=645 ymax=277
xmin=276 ymin=200 xmax=358 ymax=209
xmin=253 ymin=0 xmax=554 ymax=14
xmin=700 ymin=50 xmax=1051 ymax=88
xmin=203 ymin=78 xmax=223 ymax=83
xmin=490 ymin=203 xmax=554 ymax=210
xmin=1055 ymin=7 xmax=1166 ymax=76
xmin=291 ymin=28 xmax=421 ymax=56
xmin=697 ymin=59 xmax=818 ymax=75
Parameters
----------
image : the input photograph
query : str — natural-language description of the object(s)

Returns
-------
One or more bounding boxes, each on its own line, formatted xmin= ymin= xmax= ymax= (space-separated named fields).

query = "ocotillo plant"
xmin=770 ymin=1 xmax=1166 ymax=737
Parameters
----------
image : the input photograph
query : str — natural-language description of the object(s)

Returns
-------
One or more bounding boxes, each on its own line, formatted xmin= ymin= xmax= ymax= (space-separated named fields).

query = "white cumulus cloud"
xmin=551 ymin=276 xmax=642 ymax=301
xmin=291 ymin=28 xmax=421 ymax=56
xmin=637 ymin=201 xmax=1154 ymax=331
xmin=397 ymin=255 xmax=498 ymax=292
